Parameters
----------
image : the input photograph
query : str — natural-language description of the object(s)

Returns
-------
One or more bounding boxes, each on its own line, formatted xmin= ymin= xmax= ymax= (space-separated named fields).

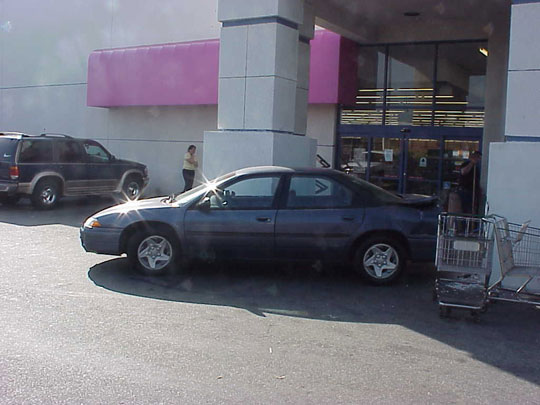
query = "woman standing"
xmin=182 ymin=145 xmax=198 ymax=192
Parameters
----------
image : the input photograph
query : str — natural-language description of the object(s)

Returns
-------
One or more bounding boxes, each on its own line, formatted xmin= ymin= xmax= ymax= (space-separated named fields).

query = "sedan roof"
xmin=235 ymin=166 xmax=342 ymax=176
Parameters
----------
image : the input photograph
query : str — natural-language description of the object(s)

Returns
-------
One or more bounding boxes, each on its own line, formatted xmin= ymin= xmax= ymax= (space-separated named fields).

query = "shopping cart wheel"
xmin=470 ymin=310 xmax=480 ymax=323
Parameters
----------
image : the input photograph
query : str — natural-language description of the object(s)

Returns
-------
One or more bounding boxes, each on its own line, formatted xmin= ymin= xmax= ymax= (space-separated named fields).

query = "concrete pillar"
xmin=487 ymin=0 xmax=540 ymax=225
xmin=203 ymin=0 xmax=317 ymax=179
xmin=294 ymin=0 xmax=315 ymax=135
xmin=481 ymin=7 xmax=510 ymax=193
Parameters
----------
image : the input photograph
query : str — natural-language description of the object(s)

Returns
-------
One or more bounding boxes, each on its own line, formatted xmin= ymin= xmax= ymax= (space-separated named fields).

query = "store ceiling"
xmin=312 ymin=0 xmax=511 ymax=43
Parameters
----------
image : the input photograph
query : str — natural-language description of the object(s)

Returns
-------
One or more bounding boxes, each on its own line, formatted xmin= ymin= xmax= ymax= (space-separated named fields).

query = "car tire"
xmin=31 ymin=179 xmax=60 ymax=210
xmin=353 ymin=236 xmax=406 ymax=285
xmin=127 ymin=230 xmax=179 ymax=276
xmin=0 ymin=195 xmax=20 ymax=206
xmin=122 ymin=175 xmax=143 ymax=201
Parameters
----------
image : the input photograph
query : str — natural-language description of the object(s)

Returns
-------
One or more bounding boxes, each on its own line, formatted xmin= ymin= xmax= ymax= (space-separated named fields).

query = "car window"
xmin=83 ymin=142 xmax=110 ymax=162
xmin=208 ymin=176 xmax=280 ymax=210
xmin=286 ymin=175 xmax=354 ymax=209
xmin=57 ymin=140 xmax=84 ymax=163
xmin=18 ymin=140 xmax=53 ymax=163
xmin=0 ymin=138 xmax=18 ymax=162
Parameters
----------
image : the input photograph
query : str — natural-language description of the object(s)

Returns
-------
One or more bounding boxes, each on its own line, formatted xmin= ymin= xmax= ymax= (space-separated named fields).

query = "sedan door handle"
xmin=342 ymin=216 xmax=355 ymax=221
xmin=256 ymin=217 xmax=272 ymax=222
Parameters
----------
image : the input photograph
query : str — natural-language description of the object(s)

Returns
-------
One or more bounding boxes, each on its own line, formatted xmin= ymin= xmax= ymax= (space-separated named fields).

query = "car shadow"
xmin=88 ymin=258 xmax=540 ymax=385
xmin=0 ymin=197 xmax=118 ymax=227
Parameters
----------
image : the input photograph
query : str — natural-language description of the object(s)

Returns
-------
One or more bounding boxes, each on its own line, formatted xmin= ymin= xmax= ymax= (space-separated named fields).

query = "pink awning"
xmin=87 ymin=31 xmax=357 ymax=107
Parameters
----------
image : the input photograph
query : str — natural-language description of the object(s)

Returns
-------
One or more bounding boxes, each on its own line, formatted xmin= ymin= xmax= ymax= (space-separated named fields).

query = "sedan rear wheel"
xmin=128 ymin=231 xmax=178 ymax=276
xmin=354 ymin=237 xmax=405 ymax=285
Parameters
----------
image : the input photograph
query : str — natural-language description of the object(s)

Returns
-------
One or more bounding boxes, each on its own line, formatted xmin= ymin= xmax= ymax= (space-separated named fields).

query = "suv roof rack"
xmin=0 ymin=131 xmax=26 ymax=137
xmin=39 ymin=132 xmax=73 ymax=139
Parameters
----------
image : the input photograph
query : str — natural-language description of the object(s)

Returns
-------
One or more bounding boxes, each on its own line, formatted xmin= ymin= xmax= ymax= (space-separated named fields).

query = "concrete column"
xmin=294 ymin=1 xmax=315 ymax=135
xmin=481 ymin=7 xmax=510 ymax=193
xmin=487 ymin=0 xmax=540 ymax=225
xmin=203 ymin=0 xmax=317 ymax=179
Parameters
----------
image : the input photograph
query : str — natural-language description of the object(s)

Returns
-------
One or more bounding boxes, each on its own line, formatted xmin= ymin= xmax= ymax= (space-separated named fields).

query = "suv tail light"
xmin=9 ymin=165 xmax=19 ymax=180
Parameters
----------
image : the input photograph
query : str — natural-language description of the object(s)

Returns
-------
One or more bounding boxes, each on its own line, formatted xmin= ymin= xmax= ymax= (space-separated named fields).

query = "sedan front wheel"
xmin=354 ymin=237 xmax=405 ymax=285
xmin=127 ymin=231 xmax=178 ymax=276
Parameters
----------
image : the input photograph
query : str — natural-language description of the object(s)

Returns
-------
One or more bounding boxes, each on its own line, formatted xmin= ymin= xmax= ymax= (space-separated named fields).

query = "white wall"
xmin=504 ymin=1 xmax=540 ymax=138
xmin=0 ymin=0 xmax=220 ymax=90
xmin=486 ymin=2 xmax=540 ymax=226
xmin=306 ymin=104 xmax=337 ymax=167
xmin=105 ymin=105 xmax=218 ymax=195
xmin=487 ymin=142 xmax=540 ymax=226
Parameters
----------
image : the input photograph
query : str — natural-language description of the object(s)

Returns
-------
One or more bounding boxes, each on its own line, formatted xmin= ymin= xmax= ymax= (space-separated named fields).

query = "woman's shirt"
xmin=183 ymin=152 xmax=197 ymax=170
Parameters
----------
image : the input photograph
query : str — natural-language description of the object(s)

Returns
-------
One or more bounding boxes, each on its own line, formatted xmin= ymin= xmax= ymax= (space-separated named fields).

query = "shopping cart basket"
xmin=435 ymin=213 xmax=495 ymax=318
xmin=488 ymin=217 xmax=540 ymax=306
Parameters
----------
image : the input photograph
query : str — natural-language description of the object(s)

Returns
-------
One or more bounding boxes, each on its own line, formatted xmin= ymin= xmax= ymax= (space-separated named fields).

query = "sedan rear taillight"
xmin=9 ymin=165 xmax=19 ymax=180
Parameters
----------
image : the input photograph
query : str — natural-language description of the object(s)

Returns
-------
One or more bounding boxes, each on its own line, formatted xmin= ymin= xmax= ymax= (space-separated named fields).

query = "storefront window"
xmin=341 ymin=47 xmax=385 ymax=125
xmin=385 ymin=44 xmax=435 ymax=126
xmin=338 ymin=40 xmax=486 ymax=196
xmin=435 ymin=42 xmax=486 ymax=128
xmin=340 ymin=40 xmax=487 ymax=128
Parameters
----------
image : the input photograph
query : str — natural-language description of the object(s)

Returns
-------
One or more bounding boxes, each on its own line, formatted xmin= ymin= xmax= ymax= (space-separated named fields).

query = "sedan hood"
xmin=95 ymin=197 xmax=170 ymax=217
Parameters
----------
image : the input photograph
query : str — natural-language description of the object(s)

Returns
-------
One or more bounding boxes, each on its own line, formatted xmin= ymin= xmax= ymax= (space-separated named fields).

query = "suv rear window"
xmin=19 ymin=140 xmax=54 ymax=163
xmin=0 ymin=138 xmax=18 ymax=162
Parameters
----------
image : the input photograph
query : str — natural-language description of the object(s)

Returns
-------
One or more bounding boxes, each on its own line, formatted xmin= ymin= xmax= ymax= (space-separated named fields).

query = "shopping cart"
xmin=488 ymin=217 xmax=540 ymax=306
xmin=435 ymin=213 xmax=540 ymax=320
xmin=435 ymin=213 xmax=495 ymax=319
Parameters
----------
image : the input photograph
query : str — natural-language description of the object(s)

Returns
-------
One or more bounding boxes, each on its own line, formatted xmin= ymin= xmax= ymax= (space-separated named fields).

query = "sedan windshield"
xmin=173 ymin=171 xmax=236 ymax=204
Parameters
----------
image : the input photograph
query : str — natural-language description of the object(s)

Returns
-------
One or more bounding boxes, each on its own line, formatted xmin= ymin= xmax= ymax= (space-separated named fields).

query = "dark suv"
xmin=0 ymin=132 xmax=148 ymax=209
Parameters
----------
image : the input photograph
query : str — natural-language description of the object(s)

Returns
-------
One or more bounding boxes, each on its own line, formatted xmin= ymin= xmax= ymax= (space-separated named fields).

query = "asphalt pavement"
xmin=1 ymin=197 xmax=539 ymax=404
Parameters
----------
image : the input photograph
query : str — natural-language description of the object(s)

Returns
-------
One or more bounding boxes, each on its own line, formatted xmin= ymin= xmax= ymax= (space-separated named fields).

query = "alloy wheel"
xmin=362 ymin=243 xmax=399 ymax=280
xmin=126 ymin=181 xmax=141 ymax=199
xmin=40 ymin=186 xmax=57 ymax=206
xmin=137 ymin=235 xmax=173 ymax=271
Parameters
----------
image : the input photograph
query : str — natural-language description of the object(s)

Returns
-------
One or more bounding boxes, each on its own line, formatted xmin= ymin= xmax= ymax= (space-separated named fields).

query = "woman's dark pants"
xmin=182 ymin=169 xmax=195 ymax=192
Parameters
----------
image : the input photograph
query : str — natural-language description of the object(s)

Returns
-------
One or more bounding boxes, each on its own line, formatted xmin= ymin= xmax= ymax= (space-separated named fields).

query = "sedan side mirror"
xmin=197 ymin=196 xmax=211 ymax=211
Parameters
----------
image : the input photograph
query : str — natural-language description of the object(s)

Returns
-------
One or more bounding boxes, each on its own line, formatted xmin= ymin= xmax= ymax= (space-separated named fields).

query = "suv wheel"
xmin=123 ymin=176 xmax=143 ymax=200
xmin=31 ymin=179 xmax=60 ymax=209
xmin=127 ymin=230 xmax=178 ymax=276
xmin=353 ymin=236 xmax=406 ymax=285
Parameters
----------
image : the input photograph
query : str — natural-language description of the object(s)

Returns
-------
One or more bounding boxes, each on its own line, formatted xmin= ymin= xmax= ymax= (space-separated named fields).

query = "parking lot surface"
xmin=1 ymin=198 xmax=539 ymax=404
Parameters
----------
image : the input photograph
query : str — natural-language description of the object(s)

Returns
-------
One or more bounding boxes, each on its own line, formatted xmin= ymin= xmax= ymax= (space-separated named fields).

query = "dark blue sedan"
xmin=81 ymin=166 xmax=439 ymax=284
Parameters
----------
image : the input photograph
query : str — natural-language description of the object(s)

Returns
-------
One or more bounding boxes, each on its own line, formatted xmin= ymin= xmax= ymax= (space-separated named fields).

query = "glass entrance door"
xmin=405 ymin=137 xmax=441 ymax=195
xmin=442 ymin=138 xmax=481 ymax=190
xmin=370 ymin=137 xmax=402 ymax=193
xmin=338 ymin=125 xmax=482 ymax=196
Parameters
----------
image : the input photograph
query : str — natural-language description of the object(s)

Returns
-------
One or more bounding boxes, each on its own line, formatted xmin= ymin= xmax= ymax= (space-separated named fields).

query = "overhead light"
xmin=404 ymin=11 xmax=420 ymax=17
xmin=479 ymin=47 xmax=488 ymax=57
